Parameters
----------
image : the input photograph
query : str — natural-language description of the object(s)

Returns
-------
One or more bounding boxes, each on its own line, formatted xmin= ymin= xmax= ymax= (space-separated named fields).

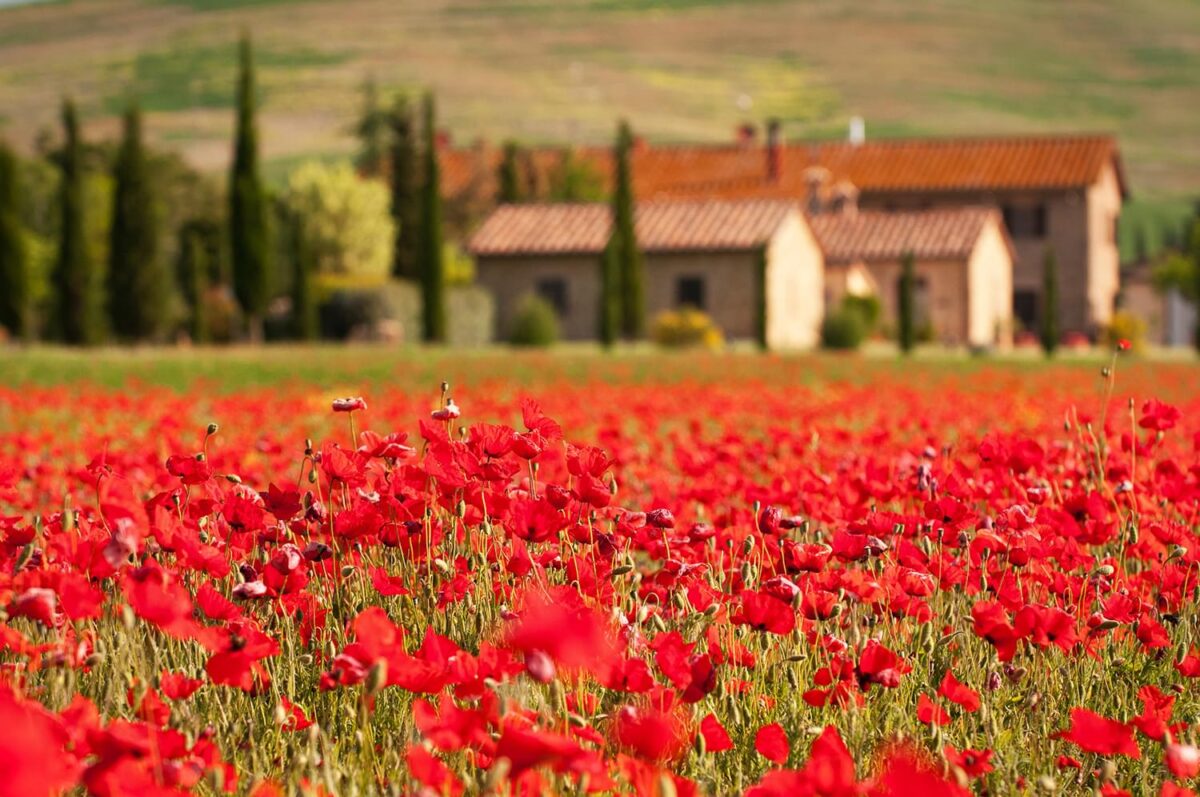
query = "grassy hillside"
xmin=1 ymin=0 xmax=1197 ymax=233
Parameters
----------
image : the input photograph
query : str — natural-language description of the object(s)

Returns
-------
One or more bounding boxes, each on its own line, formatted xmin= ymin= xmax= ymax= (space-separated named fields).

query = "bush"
xmin=651 ymin=307 xmax=723 ymax=349
xmin=314 ymin=276 xmax=493 ymax=345
xmin=509 ymin=294 xmax=559 ymax=347
xmin=821 ymin=307 xmax=867 ymax=350
xmin=1102 ymin=310 xmax=1147 ymax=352
xmin=841 ymin=293 xmax=880 ymax=333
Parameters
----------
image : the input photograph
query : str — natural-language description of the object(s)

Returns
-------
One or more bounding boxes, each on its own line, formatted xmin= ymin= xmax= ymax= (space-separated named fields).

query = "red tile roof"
xmin=468 ymin=199 xmax=801 ymax=256
xmin=809 ymin=207 xmax=1007 ymax=264
xmin=442 ymin=134 xmax=1126 ymax=204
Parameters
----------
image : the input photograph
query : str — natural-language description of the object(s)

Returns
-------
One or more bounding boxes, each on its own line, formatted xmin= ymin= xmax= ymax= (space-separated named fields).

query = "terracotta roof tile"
xmin=468 ymin=199 xmax=800 ymax=256
xmin=442 ymin=134 xmax=1125 ymax=203
xmin=808 ymin=207 xmax=1004 ymax=264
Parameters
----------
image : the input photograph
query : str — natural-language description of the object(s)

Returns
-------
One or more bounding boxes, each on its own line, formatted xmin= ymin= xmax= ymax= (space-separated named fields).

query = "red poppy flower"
xmin=917 ymin=694 xmax=951 ymax=726
xmin=937 ymin=670 xmax=980 ymax=713
xmin=754 ymin=723 xmax=789 ymax=765
xmin=1054 ymin=708 xmax=1141 ymax=759
xmin=698 ymin=714 xmax=733 ymax=754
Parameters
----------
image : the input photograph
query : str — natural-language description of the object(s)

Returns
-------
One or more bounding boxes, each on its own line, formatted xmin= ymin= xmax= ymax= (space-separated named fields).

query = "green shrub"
xmin=509 ymin=294 xmax=560 ymax=347
xmin=841 ymin=293 xmax=881 ymax=332
xmin=1102 ymin=310 xmax=1147 ymax=352
xmin=652 ymin=307 xmax=723 ymax=349
xmin=821 ymin=307 xmax=866 ymax=350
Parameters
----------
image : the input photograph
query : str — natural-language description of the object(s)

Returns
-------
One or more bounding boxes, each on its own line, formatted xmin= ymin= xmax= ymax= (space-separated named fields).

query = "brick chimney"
xmin=765 ymin=118 xmax=781 ymax=181
xmin=803 ymin=165 xmax=830 ymax=215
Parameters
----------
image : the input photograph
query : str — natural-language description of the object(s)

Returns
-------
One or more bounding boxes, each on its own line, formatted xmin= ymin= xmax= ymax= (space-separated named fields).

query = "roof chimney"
xmin=848 ymin=116 xmax=865 ymax=146
xmin=766 ymin=118 xmax=781 ymax=181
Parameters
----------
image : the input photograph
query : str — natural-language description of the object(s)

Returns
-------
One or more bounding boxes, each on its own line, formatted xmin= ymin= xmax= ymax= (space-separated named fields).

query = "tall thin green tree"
xmin=230 ymin=34 xmax=271 ymax=341
xmin=354 ymin=76 xmax=387 ymax=178
xmin=418 ymin=92 xmax=446 ymax=343
xmin=599 ymin=236 xmax=620 ymax=346
xmin=53 ymin=99 xmax=102 ymax=345
xmin=289 ymin=209 xmax=318 ymax=341
xmin=897 ymin=250 xmax=916 ymax=354
xmin=497 ymin=141 xmax=522 ymax=203
xmin=612 ymin=120 xmax=644 ymax=339
xmin=109 ymin=102 xmax=169 ymax=341
xmin=0 ymin=141 xmax=29 ymax=341
xmin=1040 ymin=246 xmax=1059 ymax=356
xmin=180 ymin=226 xmax=210 ymax=344
xmin=388 ymin=95 xmax=420 ymax=281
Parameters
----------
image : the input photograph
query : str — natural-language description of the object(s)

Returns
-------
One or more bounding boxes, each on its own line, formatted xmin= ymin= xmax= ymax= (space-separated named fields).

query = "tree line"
xmin=0 ymin=35 xmax=450 ymax=345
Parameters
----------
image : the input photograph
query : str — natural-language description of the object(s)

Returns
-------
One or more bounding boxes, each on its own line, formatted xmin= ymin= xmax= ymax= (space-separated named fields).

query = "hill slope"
xmin=1 ymin=0 xmax=1198 ymax=209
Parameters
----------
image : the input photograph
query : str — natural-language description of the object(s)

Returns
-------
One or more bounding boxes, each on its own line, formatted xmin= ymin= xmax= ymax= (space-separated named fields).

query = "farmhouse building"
xmin=469 ymin=198 xmax=1014 ymax=349
xmin=444 ymin=132 xmax=1124 ymax=339
xmin=469 ymin=199 xmax=824 ymax=348
xmin=809 ymin=206 xmax=1014 ymax=348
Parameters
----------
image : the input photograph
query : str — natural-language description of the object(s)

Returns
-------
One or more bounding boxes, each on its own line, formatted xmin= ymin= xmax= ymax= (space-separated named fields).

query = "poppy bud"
xmin=365 ymin=660 xmax=388 ymax=696
xmin=121 ymin=604 xmax=136 ymax=630
xmin=611 ymin=564 xmax=633 ymax=578
xmin=523 ymin=649 xmax=556 ymax=684
xmin=206 ymin=423 xmax=219 ymax=436
xmin=332 ymin=397 xmax=367 ymax=413
xmin=742 ymin=536 xmax=756 ymax=555
xmin=694 ymin=732 xmax=707 ymax=756
xmin=340 ymin=566 xmax=355 ymax=578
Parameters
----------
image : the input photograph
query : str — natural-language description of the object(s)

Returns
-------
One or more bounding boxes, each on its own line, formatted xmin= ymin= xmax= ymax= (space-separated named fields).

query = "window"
xmin=676 ymin=276 xmax=706 ymax=310
xmin=1014 ymin=289 xmax=1039 ymax=330
xmin=536 ymin=278 xmax=568 ymax=316
xmin=1001 ymin=204 xmax=1048 ymax=239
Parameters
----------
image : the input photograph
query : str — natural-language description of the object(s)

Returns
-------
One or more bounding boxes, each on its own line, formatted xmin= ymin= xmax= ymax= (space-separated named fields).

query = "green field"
xmin=1 ymin=0 xmax=1198 ymax=253
xmin=0 ymin=343 xmax=1192 ymax=394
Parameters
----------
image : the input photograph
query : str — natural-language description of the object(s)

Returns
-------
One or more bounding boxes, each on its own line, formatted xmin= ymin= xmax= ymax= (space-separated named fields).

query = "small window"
xmin=1032 ymin=204 xmax=1047 ymax=237
xmin=536 ymin=278 xmax=568 ymax=316
xmin=1002 ymin=204 xmax=1048 ymax=239
xmin=1014 ymin=289 xmax=1039 ymax=330
xmin=676 ymin=276 xmax=706 ymax=310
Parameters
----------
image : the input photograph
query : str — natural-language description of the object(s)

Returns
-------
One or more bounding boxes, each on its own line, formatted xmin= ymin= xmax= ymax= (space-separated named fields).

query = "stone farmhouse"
xmin=470 ymin=198 xmax=1013 ymax=349
xmin=447 ymin=130 xmax=1125 ymax=345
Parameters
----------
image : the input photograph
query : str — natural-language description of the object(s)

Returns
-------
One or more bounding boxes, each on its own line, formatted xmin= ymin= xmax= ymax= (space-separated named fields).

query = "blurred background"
xmin=0 ymin=0 xmax=1197 ymax=351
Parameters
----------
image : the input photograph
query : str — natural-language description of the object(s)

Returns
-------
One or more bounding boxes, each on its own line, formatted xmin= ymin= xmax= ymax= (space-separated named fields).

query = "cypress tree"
xmin=898 ymin=250 xmax=916 ymax=354
xmin=0 ymin=140 xmax=29 ymax=341
xmin=53 ymin=99 xmax=102 ymax=345
xmin=354 ymin=76 xmax=387 ymax=178
xmin=109 ymin=102 xmax=169 ymax=341
xmin=418 ymin=92 xmax=446 ymax=343
xmin=612 ymin=120 xmax=644 ymax=339
xmin=230 ymin=34 xmax=271 ymax=341
xmin=180 ymin=227 xmax=210 ymax=344
xmin=497 ymin=141 xmax=522 ymax=203
xmin=388 ymin=95 xmax=420 ymax=281
xmin=289 ymin=209 xmax=318 ymax=340
xmin=1040 ymin=246 xmax=1059 ymax=356
xmin=599 ymin=236 xmax=620 ymax=346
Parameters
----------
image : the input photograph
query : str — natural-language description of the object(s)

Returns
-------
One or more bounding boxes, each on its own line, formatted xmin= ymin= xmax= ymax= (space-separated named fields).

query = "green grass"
xmin=102 ymin=41 xmax=349 ymax=115
xmin=0 ymin=344 xmax=1190 ymax=394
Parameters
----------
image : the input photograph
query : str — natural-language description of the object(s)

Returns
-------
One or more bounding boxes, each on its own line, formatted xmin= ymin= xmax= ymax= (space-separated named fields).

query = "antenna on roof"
xmin=849 ymin=116 xmax=865 ymax=146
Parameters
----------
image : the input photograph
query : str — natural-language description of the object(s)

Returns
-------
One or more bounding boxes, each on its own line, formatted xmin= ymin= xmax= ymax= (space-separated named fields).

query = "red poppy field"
xmin=3 ymin=351 xmax=1200 ymax=797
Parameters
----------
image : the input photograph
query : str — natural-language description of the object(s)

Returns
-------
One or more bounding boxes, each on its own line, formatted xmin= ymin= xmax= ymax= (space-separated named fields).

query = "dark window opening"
xmin=536 ymin=278 xmax=568 ymax=316
xmin=676 ymin=276 xmax=706 ymax=310
xmin=1002 ymin=204 xmax=1048 ymax=239
xmin=1014 ymin=289 xmax=1039 ymax=331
